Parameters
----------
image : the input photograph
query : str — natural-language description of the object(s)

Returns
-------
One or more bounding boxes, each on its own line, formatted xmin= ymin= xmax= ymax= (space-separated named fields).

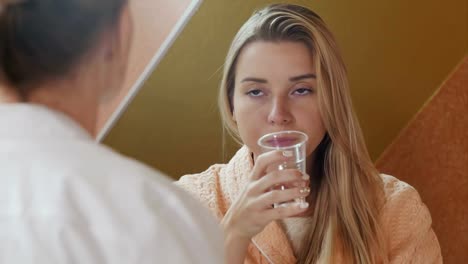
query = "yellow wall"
xmin=104 ymin=0 xmax=467 ymax=178
xmin=97 ymin=0 xmax=191 ymax=134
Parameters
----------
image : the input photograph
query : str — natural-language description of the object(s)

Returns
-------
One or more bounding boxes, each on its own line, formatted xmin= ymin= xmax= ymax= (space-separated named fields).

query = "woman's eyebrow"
xmin=240 ymin=77 xmax=268 ymax=83
xmin=240 ymin=73 xmax=316 ymax=83
xmin=289 ymin=73 xmax=316 ymax=82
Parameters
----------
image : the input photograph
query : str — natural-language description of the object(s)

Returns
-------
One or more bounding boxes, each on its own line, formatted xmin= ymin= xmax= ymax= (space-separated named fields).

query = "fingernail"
xmin=299 ymin=187 xmax=310 ymax=194
xmin=282 ymin=151 xmax=293 ymax=157
xmin=302 ymin=174 xmax=310 ymax=180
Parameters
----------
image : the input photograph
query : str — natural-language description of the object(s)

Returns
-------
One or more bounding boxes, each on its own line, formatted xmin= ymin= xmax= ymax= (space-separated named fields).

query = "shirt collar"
xmin=0 ymin=103 xmax=92 ymax=141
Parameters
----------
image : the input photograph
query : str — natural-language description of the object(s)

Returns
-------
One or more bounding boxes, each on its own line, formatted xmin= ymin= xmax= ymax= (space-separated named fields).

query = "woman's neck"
xmin=25 ymin=72 xmax=101 ymax=137
xmin=0 ymin=82 xmax=22 ymax=103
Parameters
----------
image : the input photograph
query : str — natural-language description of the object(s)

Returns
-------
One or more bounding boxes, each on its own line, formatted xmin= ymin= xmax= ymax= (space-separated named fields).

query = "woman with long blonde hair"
xmin=177 ymin=3 xmax=441 ymax=263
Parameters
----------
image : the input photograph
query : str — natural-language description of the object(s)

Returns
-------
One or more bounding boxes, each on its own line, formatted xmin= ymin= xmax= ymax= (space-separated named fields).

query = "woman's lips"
xmin=266 ymin=137 xmax=299 ymax=147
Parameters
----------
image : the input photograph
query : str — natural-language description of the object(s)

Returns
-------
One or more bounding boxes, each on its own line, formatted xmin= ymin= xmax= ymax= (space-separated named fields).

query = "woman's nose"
xmin=267 ymin=99 xmax=293 ymax=126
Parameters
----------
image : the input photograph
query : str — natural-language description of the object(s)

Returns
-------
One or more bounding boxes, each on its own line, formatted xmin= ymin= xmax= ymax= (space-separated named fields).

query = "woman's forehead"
xmin=235 ymin=41 xmax=315 ymax=81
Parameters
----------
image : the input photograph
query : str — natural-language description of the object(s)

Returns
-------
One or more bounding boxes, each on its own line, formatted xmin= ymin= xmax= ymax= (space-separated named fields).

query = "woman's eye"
xmin=293 ymin=88 xmax=313 ymax=95
xmin=246 ymin=89 xmax=264 ymax=97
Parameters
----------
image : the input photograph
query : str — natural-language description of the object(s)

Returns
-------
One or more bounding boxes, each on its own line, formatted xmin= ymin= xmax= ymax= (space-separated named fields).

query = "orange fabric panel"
xmin=376 ymin=56 xmax=468 ymax=264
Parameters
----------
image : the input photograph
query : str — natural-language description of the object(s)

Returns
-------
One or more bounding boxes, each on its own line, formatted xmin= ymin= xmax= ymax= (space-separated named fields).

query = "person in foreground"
xmin=176 ymin=4 xmax=442 ymax=264
xmin=0 ymin=0 xmax=222 ymax=263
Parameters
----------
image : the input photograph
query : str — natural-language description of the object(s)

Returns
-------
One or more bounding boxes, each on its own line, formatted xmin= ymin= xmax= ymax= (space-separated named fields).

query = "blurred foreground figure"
xmin=0 ymin=0 xmax=222 ymax=263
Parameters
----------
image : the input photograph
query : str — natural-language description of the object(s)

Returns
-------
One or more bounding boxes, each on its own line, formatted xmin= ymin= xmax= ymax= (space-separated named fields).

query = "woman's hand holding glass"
xmin=221 ymin=150 xmax=310 ymax=245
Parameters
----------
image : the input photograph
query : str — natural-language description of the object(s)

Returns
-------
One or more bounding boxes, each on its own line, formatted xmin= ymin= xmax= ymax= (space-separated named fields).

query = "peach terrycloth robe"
xmin=176 ymin=146 xmax=442 ymax=263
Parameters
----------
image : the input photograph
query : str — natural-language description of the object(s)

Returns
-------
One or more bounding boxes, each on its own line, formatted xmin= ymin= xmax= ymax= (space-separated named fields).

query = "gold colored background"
xmin=104 ymin=0 xmax=467 ymax=178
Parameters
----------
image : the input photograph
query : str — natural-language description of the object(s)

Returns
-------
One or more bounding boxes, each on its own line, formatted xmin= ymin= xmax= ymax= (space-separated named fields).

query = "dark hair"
xmin=0 ymin=0 xmax=127 ymax=95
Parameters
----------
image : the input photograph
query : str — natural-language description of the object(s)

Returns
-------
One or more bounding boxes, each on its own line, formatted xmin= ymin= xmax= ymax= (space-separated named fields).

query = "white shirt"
xmin=0 ymin=104 xmax=223 ymax=264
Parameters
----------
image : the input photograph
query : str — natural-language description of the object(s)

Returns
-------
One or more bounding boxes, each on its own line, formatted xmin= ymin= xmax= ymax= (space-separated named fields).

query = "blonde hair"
xmin=218 ymin=4 xmax=388 ymax=264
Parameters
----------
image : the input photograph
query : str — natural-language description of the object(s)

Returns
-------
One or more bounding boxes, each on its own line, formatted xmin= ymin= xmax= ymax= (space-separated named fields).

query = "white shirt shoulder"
xmin=0 ymin=104 xmax=223 ymax=264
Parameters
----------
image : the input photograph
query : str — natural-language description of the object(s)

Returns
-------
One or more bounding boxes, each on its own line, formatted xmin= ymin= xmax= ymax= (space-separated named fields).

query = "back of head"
xmin=0 ymin=0 xmax=127 ymax=97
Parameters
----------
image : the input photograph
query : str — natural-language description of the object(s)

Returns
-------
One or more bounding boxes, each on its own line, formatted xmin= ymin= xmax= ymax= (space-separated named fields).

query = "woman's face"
xmin=232 ymin=41 xmax=326 ymax=159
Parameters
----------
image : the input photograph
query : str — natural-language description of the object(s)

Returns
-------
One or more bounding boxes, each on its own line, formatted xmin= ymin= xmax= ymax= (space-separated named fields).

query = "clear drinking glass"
xmin=257 ymin=130 xmax=308 ymax=208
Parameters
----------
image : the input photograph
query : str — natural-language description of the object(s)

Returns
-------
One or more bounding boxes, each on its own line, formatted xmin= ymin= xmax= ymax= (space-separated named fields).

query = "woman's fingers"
xmin=264 ymin=202 xmax=310 ymax=220
xmin=249 ymin=150 xmax=291 ymax=181
xmin=255 ymin=186 xmax=310 ymax=210
xmin=252 ymin=169 xmax=309 ymax=194
xmin=227 ymin=150 xmax=311 ymax=239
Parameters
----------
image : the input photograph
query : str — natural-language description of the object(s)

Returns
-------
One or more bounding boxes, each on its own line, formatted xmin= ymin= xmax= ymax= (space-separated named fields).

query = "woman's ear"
xmin=103 ymin=3 xmax=133 ymax=62
xmin=116 ymin=3 xmax=133 ymax=60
